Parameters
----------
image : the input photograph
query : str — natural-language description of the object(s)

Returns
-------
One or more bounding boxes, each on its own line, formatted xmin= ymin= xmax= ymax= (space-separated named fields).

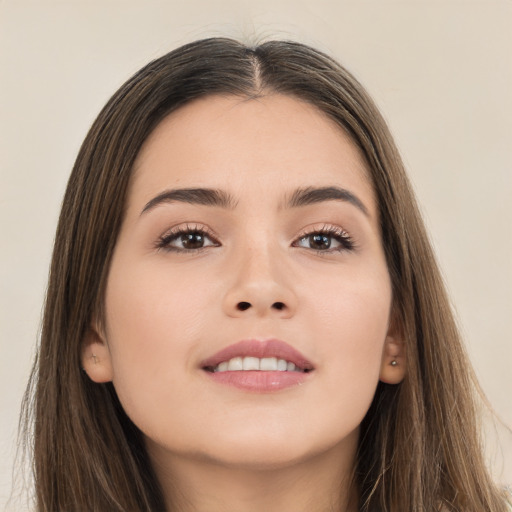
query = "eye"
xmin=293 ymin=225 xmax=354 ymax=253
xmin=156 ymin=225 xmax=219 ymax=253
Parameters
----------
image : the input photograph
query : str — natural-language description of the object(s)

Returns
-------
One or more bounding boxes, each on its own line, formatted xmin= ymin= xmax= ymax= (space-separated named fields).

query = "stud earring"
xmin=390 ymin=360 xmax=398 ymax=367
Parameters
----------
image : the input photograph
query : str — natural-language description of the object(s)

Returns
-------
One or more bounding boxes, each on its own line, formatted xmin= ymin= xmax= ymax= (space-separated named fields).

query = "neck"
xmin=147 ymin=432 xmax=360 ymax=512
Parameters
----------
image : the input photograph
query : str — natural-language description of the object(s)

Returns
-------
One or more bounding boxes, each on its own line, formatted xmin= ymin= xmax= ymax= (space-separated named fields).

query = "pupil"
xmin=181 ymin=232 xmax=204 ymax=249
xmin=310 ymin=234 xmax=330 ymax=250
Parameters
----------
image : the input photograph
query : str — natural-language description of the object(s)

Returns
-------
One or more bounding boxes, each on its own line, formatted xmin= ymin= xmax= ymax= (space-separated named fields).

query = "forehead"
xmin=130 ymin=94 xmax=376 ymax=216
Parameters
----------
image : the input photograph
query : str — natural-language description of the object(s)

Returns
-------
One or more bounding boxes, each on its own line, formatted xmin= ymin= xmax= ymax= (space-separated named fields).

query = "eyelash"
xmin=155 ymin=224 xmax=220 ymax=253
xmin=293 ymin=224 xmax=355 ymax=253
xmin=155 ymin=224 xmax=355 ymax=254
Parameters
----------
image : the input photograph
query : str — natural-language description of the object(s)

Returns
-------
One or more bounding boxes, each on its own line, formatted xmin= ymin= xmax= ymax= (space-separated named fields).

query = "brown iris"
xmin=307 ymin=234 xmax=331 ymax=250
xmin=180 ymin=232 xmax=206 ymax=249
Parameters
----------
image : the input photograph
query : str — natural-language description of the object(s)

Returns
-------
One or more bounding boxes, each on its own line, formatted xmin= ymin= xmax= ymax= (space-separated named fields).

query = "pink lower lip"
xmin=205 ymin=370 xmax=310 ymax=392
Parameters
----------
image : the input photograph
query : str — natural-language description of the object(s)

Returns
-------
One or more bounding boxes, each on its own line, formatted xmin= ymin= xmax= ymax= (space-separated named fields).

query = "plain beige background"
xmin=1 ymin=0 xmax=511 ymax=509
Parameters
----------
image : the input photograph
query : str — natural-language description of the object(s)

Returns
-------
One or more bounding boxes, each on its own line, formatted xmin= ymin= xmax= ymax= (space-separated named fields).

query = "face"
xmin=83 ymin=94 xmax=404 ymax=471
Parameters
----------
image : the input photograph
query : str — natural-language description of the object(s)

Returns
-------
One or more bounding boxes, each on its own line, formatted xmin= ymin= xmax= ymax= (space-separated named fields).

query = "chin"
xmin=212 ymin=442 xmax=312 ymax=470
xmin=180 ymin=423 xmax=359 ymax=472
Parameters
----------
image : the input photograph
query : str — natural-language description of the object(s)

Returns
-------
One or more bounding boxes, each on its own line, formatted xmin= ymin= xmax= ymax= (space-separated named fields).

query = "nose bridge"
xmin=222 ymin=231 xmax=297 ymax=318
xmin=243 ymin=233 xmax=278 ymax=278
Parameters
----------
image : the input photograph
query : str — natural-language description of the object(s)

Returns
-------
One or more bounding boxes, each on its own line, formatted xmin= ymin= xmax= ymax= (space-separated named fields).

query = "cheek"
xmin=102 ymin=258 xmax=214 ymax=424
xmin=106 ymin=268 xmax=195 ymax=354
xmin=105 ymin=254 xmax=215 ymax=345
xmin=303 ymin=265 xmax=391 ymax=398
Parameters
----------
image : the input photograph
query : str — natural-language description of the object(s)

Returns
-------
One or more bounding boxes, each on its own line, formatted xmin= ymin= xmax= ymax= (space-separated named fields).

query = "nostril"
xmin=272 ymin=302 xmax=285 ymax=310
xmin=237 ymin=302 xmax=251 ymax=311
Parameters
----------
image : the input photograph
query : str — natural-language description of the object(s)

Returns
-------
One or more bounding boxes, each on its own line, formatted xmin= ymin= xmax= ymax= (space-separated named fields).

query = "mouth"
xmin=200 ymin=339 xmax=314 ymax=391
xmin=204 ymin=356 xmax=312 ymax=373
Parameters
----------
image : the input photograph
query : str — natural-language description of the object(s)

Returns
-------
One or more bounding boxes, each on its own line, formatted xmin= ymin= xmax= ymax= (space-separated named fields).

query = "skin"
xmin=83 ymin=94 xmax=406 ymax=512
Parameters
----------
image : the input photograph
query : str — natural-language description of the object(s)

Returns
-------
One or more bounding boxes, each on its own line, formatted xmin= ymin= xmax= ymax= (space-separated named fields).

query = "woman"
xmin=21 ymin=37 xmax=510 ymax=511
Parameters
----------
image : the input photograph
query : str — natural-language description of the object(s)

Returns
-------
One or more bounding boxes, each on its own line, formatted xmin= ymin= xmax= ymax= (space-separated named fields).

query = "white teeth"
xmin=242 ymin=356 xmax=260 ymax=370
xmin=217 ymin=361 xmax=229 ymax=372
xmin=227 ymin=357 xmax=243 ymax=371
xmin=213 ymin=356 xmax=303 ymax=373
xmin=277 ymin=358 xmax=287 ymax=371
xmin=260 ymin=357 xmax=277 ymax=371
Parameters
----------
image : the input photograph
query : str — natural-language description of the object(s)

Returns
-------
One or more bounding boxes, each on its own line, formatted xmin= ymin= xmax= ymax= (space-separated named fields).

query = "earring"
xmin=390 ymin=360 xmax=398 ymax=367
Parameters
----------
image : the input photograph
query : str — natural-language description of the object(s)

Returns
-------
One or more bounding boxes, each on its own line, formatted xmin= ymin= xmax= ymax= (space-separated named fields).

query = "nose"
xmin=222 ymin=245 xmax=298 ymax=319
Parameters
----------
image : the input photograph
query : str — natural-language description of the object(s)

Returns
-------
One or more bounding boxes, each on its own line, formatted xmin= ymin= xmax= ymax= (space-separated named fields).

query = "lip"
xmin=200 ymin=338 xmax=314 ymax=371
xmin=200 ymin=339 xmax=314 ymax=392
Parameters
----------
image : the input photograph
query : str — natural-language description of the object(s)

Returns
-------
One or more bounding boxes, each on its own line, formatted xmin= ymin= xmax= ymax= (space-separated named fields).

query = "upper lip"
xmin=200 ymin=339 xmax=314 ymax=371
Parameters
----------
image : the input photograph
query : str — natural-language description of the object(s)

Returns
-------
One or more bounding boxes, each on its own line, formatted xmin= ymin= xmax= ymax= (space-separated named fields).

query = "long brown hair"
xmin=21 ymin=37 xmax=509 ymax=511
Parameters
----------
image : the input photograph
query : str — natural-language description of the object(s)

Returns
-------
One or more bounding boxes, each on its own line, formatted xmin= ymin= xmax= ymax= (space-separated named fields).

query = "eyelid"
xmin=155 ymin=223 xmax=220 ymax=252
xmin=294 ymin=223 xmax=351 ymax=240
xmin=292 ymin=223 xmax=356 ymax=252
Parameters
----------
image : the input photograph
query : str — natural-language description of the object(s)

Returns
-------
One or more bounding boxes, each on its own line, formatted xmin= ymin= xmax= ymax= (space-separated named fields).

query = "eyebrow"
xmin=140 ymin=185 xmax=369 ymax=217
xmin=285 ymin=186 xmax=369 ymax=217
xmin=141 ymin=188 xmax=237 ymax=214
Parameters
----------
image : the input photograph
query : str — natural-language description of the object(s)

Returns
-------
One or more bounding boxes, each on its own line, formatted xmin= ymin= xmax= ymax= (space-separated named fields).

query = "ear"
xmin=379 ymin=310 xmax=406 ymax=385
xmin=81 ymin=319 xmax=114 ymax=383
